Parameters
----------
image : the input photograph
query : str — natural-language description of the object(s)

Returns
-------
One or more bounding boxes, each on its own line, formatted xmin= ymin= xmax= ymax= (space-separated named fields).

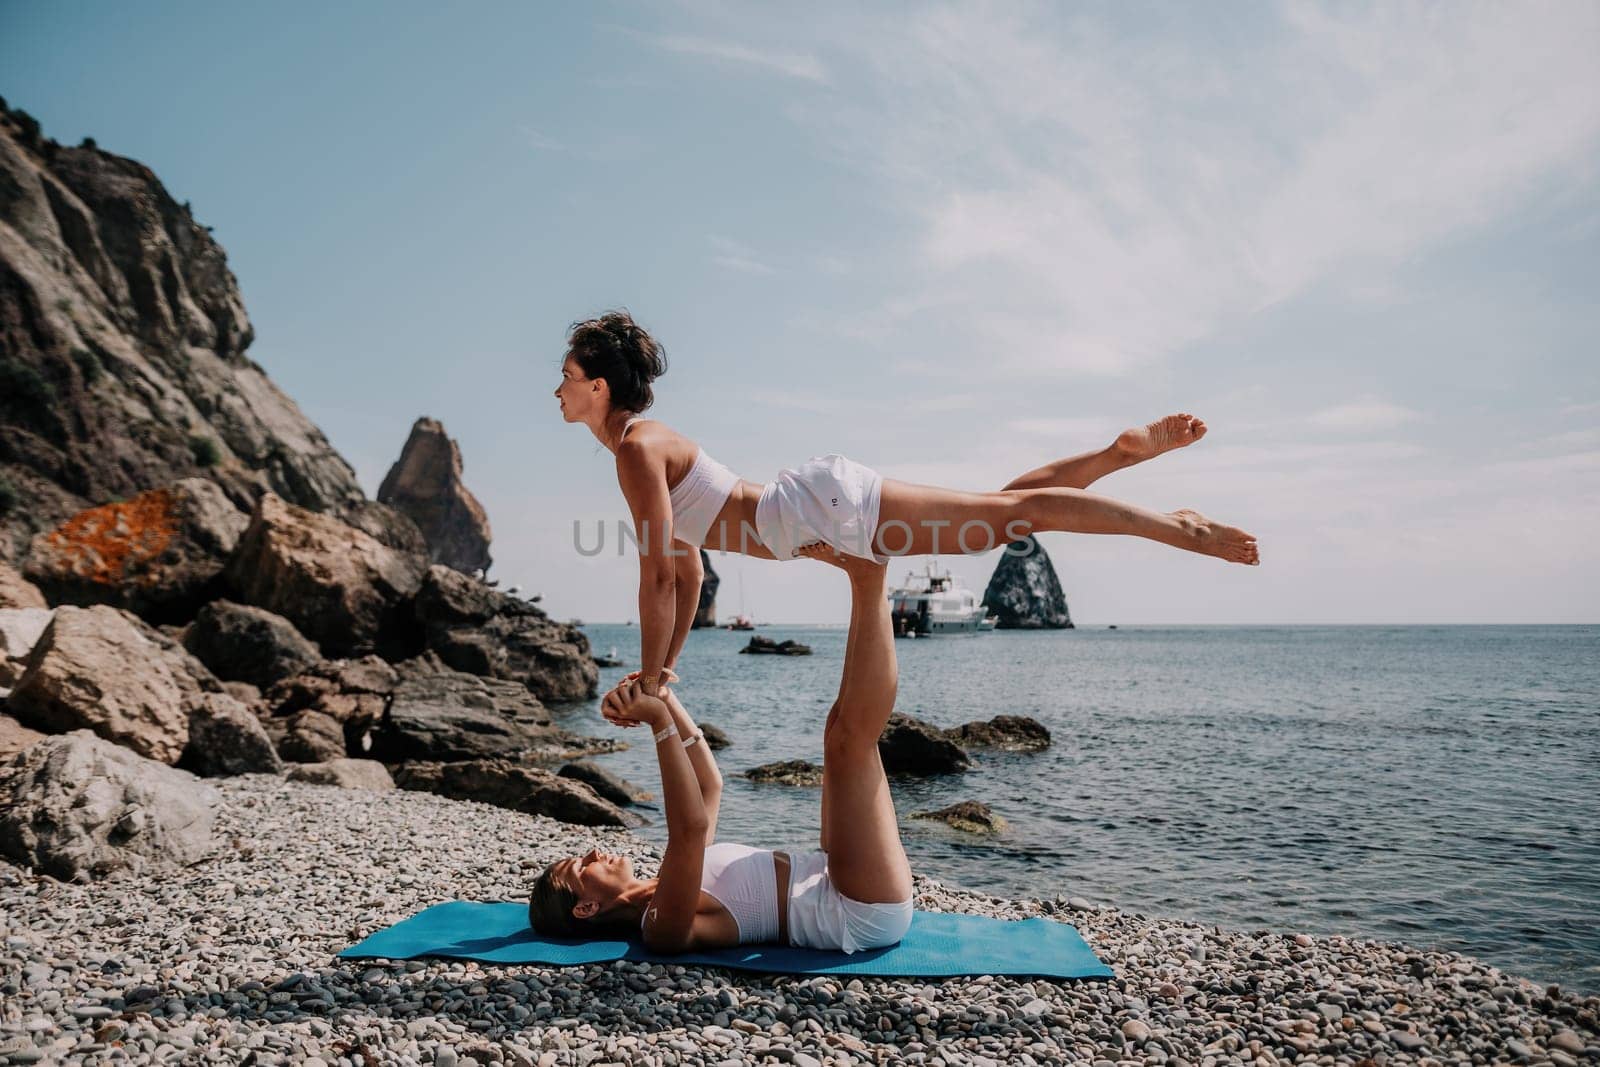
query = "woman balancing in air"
xmin=555 ymin=309 xmax=1260 ymax=700
xmin=529 ymin=545 xmax=913 ymax=952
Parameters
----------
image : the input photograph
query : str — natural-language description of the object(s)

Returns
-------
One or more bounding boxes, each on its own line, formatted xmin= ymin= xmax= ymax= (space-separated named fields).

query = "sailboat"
xmin=724 ymin=568 xmax=756 ymax=630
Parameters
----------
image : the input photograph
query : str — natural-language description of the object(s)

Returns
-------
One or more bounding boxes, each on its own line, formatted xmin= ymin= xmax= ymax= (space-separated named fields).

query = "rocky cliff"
xmin=981 ymin=535 xmax=1074 ymax=629
xmin=0 ymin=98 xmax=367 ymax=563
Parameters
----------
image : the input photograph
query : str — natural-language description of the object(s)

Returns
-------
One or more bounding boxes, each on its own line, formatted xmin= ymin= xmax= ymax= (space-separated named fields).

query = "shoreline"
xmin=2 ymin=776 xmax=1594 ymax=1066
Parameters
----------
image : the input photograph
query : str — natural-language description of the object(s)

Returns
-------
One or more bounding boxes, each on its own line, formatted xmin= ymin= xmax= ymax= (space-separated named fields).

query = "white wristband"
xmin=653 ymin=722 xmax=679 ymax=744
xmin=682 ymin=731 xmax=701 ymax=749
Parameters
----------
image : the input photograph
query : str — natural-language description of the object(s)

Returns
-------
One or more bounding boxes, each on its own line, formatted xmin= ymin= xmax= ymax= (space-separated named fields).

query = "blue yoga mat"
xmin=339 ymin=902 xmax=1114 ymax=979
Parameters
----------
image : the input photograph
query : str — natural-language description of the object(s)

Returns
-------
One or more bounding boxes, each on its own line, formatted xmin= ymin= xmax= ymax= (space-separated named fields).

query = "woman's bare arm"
xmin=604 ymin=682 xmax=708 ymax=953
xmin=661 ymin=687 xmax=722 ymax=843
xmin=615 ymin=438 xmax=679 ymax=695
xmin=663 ymin=545 xmax=703 ymax=674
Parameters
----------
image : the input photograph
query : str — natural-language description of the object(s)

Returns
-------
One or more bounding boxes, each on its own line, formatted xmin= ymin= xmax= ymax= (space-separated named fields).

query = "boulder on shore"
xmin=224 ymin=493 xmax=427 ymax=658
xmin=0 ymin=713 xmax=47 ymax=762
xmin=0 ymin=562 xmax=46 ymax=609
xmin=877 ymin=713 xmax=971 ymax=776
xmin=285 ymin=758 xmax=395 ymax=791
xmin=368 ymin=656 xmax=613 ymax=764
xmin=743 ymin=760 xmax=824 ymax=786
xmin=377 ymin=417 xmax=493 ymax=575
xmin=0 ymin=606 xmax=53 ymax=689
xmin=411 ymin=564 xmax=598 ymax=702
xmin=183 ymin=599 xmax=323 ymax=690
xmin=23 ymin=480 xmax=248 ymax=623
xmin=911 ymin=800 xmax=1007 ymax=834
xmin=181 ymin=692 xmax=283 ymax=777
xmin=558 ymin=760 xmax=651 ymax=806
xmin=0 ymin=730 xmax=220 ymax=880
xmin=7 ymin=604 xmax=223 ymax=764
xmin=393 ymin=759 xmax=643 ymax=827
xmin=945 ymin=714 xmax=1051 ymax=753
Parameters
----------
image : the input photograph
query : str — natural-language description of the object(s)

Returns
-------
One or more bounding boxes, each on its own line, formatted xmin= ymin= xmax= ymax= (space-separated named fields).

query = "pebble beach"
xmin=3 ymin=776 xmax=1595 ymax=1067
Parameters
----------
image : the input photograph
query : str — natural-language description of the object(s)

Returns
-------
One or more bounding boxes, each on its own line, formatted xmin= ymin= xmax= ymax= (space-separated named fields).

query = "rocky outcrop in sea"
xmin=693 ymin=549 xmax=719 ymax=628
xmin=982 ymin=534 xmax=1074 ymax=629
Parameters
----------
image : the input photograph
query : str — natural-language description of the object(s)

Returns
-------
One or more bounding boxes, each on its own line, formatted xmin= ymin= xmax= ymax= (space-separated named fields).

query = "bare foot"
xmin=795 ymin=541 xmax=888 ymax=579
xmin=1169 ymin=509 xmax=1260 ymax=565
xmin=1115 ymin=413 xmax=1207 ymax=463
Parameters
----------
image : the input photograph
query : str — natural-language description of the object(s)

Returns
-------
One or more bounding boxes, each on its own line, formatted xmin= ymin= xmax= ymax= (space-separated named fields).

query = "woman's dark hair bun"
xmin=566 ymin=309 xmax=667 ymax=413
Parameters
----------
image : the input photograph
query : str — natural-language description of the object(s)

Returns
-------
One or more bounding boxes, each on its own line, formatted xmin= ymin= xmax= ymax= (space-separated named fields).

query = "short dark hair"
xmin=527 ymin=860 xmax=646 ymax=939
xmin=565 ymin=309 xmax=667 ymax=414
xmin=527 ymin=862 xmax=586 ymax=938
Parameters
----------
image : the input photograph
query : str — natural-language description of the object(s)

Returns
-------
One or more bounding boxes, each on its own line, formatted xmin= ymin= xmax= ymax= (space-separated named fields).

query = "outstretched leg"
xmin=798 ymin=543 xmax=913 ymax=905
xmin=1001 ymin=413 xmax=1207 ymax=491
xmin=873 ymin=479 xmax=1260 ymax=564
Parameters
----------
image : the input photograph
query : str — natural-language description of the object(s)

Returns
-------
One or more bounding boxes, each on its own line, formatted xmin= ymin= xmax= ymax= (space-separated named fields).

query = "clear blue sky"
xmin=4 ymin=2 xmax=1597 ymax=623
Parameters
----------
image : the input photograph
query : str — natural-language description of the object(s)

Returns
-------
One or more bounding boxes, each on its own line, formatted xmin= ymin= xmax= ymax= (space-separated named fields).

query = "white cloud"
xmin=647 ymin=33 xmax=828 ymax=83
xmin=1307 ymin=401 xmax=1422 ymax=431
xmin=679 ymin=3 xmax=1600 ymax=377
xmin=709 ymin=235 xmax=776 ymax=275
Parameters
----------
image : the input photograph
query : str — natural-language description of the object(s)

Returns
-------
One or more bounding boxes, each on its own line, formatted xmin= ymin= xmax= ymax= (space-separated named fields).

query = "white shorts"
xmin=754 ymin=454 xmax=889 ymax=564
xmin=785 ymin=848 xmax=913 ymax=954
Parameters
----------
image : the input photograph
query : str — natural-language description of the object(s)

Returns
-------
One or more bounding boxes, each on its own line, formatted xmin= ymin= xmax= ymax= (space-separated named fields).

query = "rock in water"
xmin=698 ymin=722 xmax=731 ymax=750
xmin=183 ymin=599 xmax=323 ymax=689
xmin=0 ymin=103 xmax=367 ymax=562
xmin=693 ymin=550 xmax=719 ymax=628
xmin=22 ymin=480 xmax=248 ymax=622
xmin=743 ymin=760 xmax=824 ymax=786
xmin=981 ymin=535 xmax=1073 ymax=629
xmin=411 ymin=565 xmax=598 ymax=702
xmin=0 ymin=562 xmax=46 ymax=609
xmin=393 ymin=760 xmax=643 ymax=827
xmin=224 ymin=493 xmax=426 ymax=657
xmin=912 ymin=800 xmax=1007 ymax=834
xmin=8 ymin=605 xmax=223 ymax=764
xmin=877 ymin=713 xmax=971 ymax=776
xmin=285 ymin=758 xmax=394 ymax=791
xmin=945 ymin=714 xmax=1051 ymax=752
xmin=739 ymin=635 xmax=813 ymax=655
xmin=377 ymin=417 xmax=493 ymax=575
xmin=0 ymin=730 xmax=220 ymax=880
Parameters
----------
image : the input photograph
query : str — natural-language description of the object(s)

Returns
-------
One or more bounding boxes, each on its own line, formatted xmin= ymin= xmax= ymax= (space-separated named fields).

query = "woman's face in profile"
xmin=554 ymin=354 xmax=597 ymax=423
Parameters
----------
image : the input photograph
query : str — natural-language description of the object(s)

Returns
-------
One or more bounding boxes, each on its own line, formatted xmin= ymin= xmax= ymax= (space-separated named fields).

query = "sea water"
xmin=560 ymin=624 xmax=1599 ymax=993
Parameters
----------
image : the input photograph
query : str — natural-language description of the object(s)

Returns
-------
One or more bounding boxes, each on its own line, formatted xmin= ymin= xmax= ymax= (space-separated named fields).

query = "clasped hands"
xmin=601 ymin=668 xmax=679 ymax=729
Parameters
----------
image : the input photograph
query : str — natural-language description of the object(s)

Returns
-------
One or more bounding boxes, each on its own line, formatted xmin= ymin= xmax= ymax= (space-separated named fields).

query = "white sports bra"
xmin=621 ymin=417 xmax=741 ymax=547
xmin=640 ymin=841 xmax=781 ymax=944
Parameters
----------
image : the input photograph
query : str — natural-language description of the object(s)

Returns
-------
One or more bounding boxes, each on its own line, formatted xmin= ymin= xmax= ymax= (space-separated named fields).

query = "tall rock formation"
xmin=0 ymin=99 xmax=366 ymax=563
xmin=693 ymin=549 xmax=719 ymax=628
xmin=377 ymin=417 xmax=492 ymax=574
xmin=981 ymin=535 xmax=1074 ymax=629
